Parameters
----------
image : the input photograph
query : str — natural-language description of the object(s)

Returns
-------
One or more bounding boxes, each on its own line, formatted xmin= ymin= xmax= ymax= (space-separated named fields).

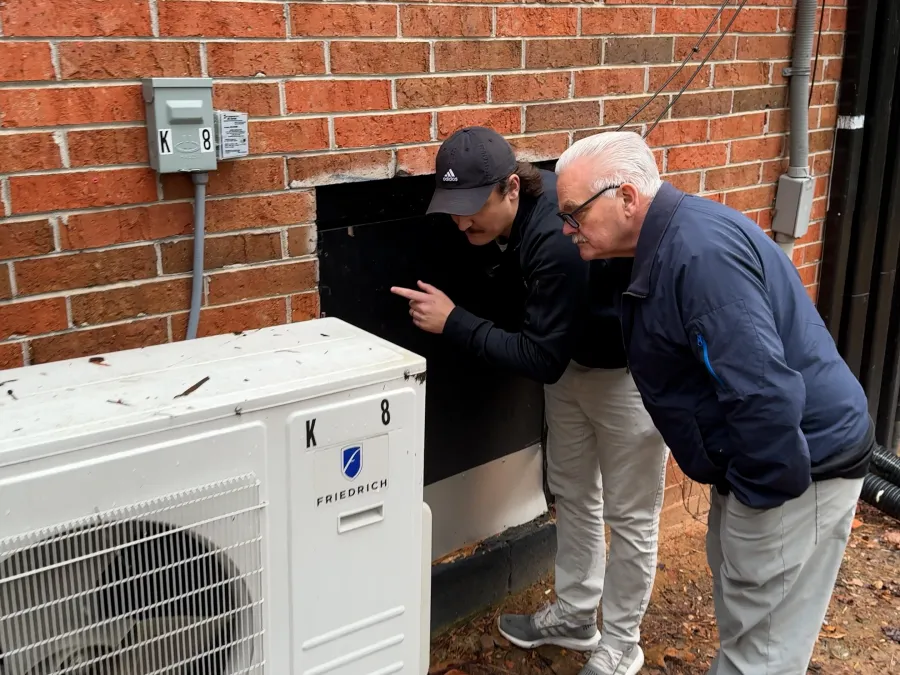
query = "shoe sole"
xmin=620 ymin=650 xmax=644 ymax=675
xmin=497 ymin=625 xmax=601 ymax=652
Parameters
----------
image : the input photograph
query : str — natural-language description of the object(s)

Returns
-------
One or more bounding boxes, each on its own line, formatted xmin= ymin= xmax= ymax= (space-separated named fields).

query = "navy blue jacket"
xmin=618 ymin=183 xmax=873 ymax=509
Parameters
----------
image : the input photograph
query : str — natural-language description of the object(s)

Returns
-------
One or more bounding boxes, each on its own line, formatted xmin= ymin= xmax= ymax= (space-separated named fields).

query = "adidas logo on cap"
xmin=443 ymin=169 xmax=458 ymax=183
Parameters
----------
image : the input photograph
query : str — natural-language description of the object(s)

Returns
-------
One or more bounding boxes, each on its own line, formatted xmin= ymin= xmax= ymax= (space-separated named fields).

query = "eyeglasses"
xmin=557 ymin=183 xmax=623 ymax=230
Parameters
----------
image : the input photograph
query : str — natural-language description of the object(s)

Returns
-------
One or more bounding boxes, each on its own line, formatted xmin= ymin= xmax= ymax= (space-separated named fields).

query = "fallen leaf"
xmin=851 ymin=518 xmax=863 ymax=529
xmin=884 ymin=531 xmax=900 ymax=546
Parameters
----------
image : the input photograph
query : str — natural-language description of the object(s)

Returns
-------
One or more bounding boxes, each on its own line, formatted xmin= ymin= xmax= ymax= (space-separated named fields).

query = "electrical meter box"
xmin=143 ymin=77 xmax=218 ymax=174
xmin=0 ymin=317 xmax=432 ymax=675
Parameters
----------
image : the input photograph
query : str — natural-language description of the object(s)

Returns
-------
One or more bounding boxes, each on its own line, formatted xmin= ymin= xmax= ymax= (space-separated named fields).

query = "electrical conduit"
xmin=186 ymin=172 xmax=209 ymax=340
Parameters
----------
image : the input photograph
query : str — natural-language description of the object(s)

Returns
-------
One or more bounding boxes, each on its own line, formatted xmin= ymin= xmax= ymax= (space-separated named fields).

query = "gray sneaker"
xmin=498 ymin=603 xmax=600 ymax=650
xmin=578 ymin=643 xmax=644 ymax=675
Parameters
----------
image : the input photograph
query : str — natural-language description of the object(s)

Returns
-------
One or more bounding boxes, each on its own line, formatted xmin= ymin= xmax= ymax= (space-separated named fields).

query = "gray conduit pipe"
xmin=186 ymin=171 xmax=209 ymax=340
xmin=775 ymin=0 xmax=817 ymax=258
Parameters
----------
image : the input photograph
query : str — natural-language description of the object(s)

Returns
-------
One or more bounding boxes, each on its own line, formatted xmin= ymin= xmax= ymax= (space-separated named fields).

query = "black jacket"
xmin=442 ymin=170 xmax=627 ymax=384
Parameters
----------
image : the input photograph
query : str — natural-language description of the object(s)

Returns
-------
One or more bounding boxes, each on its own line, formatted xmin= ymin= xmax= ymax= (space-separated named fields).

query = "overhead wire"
xmin=808 ymin=0 xmax=827 ymax=108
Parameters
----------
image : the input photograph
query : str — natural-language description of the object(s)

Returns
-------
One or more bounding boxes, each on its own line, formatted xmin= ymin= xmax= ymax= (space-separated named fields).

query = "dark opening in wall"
xmin=316 ymin=171 xmax=550 ymax=486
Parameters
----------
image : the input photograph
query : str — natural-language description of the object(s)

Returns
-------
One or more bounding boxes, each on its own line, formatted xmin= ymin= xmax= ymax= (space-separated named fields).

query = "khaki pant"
xmin=544 ymin=363 xmax=668 ymax=651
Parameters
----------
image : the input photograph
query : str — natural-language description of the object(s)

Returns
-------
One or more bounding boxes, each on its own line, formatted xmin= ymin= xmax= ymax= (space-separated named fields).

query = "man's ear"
xmin=506 ymin=174 xmax=521 ymax=201
xmin=621 ymin=183 xmax=639 ymax=216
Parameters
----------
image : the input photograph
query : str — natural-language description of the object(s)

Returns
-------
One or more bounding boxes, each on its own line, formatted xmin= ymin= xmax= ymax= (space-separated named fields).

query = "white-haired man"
xmin=554 ymin=131 xmax=874 ymax=675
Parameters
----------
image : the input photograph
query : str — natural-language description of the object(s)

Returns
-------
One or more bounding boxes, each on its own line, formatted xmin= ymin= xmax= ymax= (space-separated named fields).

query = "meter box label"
xmin=215 ymin=111 xmax=250 ymax=161
xmin=143 ymin=77 xmax=217 ymax=174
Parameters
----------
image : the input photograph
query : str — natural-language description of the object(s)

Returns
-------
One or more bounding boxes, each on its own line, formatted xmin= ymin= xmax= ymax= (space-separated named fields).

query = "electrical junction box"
xmin=216 ymin=110 xmax=250 ymax=161
xmin=772 ymin=173 xmax=815 ymax=240
xmin=0 ymin=317 xmax=431 ymax=675
xmin=143 ymin=77 xmax=218 ymax=174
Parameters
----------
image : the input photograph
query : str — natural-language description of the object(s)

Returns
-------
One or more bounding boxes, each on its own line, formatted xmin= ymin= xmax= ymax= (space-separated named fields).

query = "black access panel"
xmin=316 ymin=174 xmax=545 ymax=486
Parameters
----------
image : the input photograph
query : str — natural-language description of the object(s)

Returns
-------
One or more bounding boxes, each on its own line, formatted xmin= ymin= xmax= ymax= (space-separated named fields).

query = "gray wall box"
xmin=143 ymin=78 xmax=217 ymax=174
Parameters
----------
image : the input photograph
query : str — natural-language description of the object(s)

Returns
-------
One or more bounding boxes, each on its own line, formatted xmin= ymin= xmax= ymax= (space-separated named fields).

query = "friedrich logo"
xmin=341 ymin=445 xmax=362 ymax=481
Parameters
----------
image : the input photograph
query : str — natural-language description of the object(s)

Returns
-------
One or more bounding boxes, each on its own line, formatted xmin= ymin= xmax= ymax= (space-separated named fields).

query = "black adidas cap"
xmin=427 ymin=126 xmax=518 ymax=216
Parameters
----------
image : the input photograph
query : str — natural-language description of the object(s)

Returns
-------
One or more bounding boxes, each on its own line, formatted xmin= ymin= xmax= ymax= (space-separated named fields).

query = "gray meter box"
xmin=143 ymin=78 xmax=217 ymax=174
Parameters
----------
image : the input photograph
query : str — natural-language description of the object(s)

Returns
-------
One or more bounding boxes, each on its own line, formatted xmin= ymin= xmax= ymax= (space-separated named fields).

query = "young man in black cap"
xmin=391 ymin=127 xmax=668 ymax=675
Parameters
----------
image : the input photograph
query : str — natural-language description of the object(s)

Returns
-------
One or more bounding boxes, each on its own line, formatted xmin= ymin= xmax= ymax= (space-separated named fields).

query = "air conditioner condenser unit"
xmin=0 ymin=318 xmax=431 ymax=675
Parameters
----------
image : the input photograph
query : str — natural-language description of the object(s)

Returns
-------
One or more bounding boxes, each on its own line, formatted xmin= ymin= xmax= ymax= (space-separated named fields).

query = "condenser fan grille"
xmin=0 ymin=475 xmax=265 ymax=675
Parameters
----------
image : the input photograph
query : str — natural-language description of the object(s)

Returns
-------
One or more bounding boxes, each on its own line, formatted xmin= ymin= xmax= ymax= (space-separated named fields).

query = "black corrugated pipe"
xmin=861 ymin=473 xmax=900 ymax=520
xmin=871 ymin=445 xmax=900 ymax=485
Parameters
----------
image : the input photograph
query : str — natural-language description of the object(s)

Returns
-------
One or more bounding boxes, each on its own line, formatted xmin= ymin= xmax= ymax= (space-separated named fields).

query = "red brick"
xmin=287 ymin=225 xmax=317 ymax=257
xmin=604 ymin=96 xmax=670 ymax=126
xmin=207 ymin=43 xmax=325 ymax=77
xmin=663 ymin=172 xmax=702 ymax=194
xmin=161 ymin=233 xmax=283 ymax=274
xmin=492 ymin=73 xmax=570 ymax=103
xmin=0 ymin=342 xmax=24 ymax=370
xmin=0 ymin=220 xmax=55 ymax=259
xmin=668 ymin=144 xmax=728 ymax=171
xmin=30 ymin=319 xmax=168 ymax=365
xmin=61 ymin=204 xmax=194 ymax=250
xmin=292 ymin=292 xmax=320 ymax=322
xmin=15 ymin=247 xmax=157 ymax=296
xmin=294 ymin=4 xmax=397 ymax=37
xmin=655 ymin=8 xmax=721 ymax=34
xmin=172 ymin=299 xmax=287 ymax=340
xmin=72 ymin=279 xmax=191 ymax=325
xmin=401 ymin=7 xmax=491 ymax=37
xmin=331 ymin=42 xmax=430 ymax=74
xmin=725 ymin=186 xmax=777 ymax=212
xmin=798 ymin=222 xmax=823 ymax=246
xmin=438 ymin=107 xmax=521 ymax=139
xmin=705 ymin=164 xmax=762 ymax=192
xmin=206 ymin=192 xmax=315 ymax=234
xmin=714 ymin=62 xmax=770 ymax=87
xmin=397 ymin=76 xmax=487 ymax=109
xmin=287 ymin=151 xmax=393 ymax=187
xmin=0 ymin=265 xmax=9 ymax=300
xmin=509 ymin=133 xmax=570 ymax=163
xmin=0 ymin=43 xmax=55 ymax=81
xmin=819 ymin=34 xmax=844 ymax=57
xmin=0 ymin=0 xmax=151 ymax=37
xmin=813 ymin=152 xmax=833 ymax=176
xmin=67 ymin=128 xmax=149 ymax=167
xmin=207 ymin=261 xmax=317 ymax=304
xmin=574 ymin=68 xmax=644 ymax=97
xmin=527 ymin=101 xmax=600 ymax=132
xmin=809 ymin=130 xmax=835 ymax=154
xmin=396 ymin=145 xmax=440 ymax=177
xmin=829 ymin=9 xmax=847 ymax=31
xmin=0 ymin=86 xmax=143 ymax=128
xmin=762 ymin=158 xmax=789 ymax=183
xmin=737 ymin=36 xmax=793 ymax=60
xmin=674 ymin=36 xmax=738 ymax=62
xmin=811 ymin=84 xmax=838 ymax=107
xmin=335 ymin=113 xmax=432 ymax=148
xmin=825 ymin=59 xmax=843 ymax=82
xmin=59 ymin=42 xmax=201 ymax=80
xmin=0 ymin=298 xmax=68 ymax=339
xmin=796 ymin=264 xmax=819 ymax=287
xmin=671 ymin=91 xmax=732 ymax=118
xmin=159 ymin=1 xmax=284 ymax=38
xmin=497 ymin=8 xmax=576 ymax=37
xmin=709 ymin=112 xmax=767 ymax=140
xmin=249 ymin=119 xmax=330 ymax=154
xmin=605 ymin=37 xmax=674 ymax=65
xmin=527 ymin=40 xmax=599 ymax=69
xmin=582 ymin=8 xmax=652 ymax=36
xmin=10 ymin=169 xmax=157 ymax=215
xmin=645 ymin=120 xmax=708 ymax=147
xmin=0 ymin=134 xmax=62 ymax=173
xmin=286 ymin=80 xmax=392 ymax=113
xmin=437 ymin=41 xmax=522 ymax=72
xmin=214 ymin=83 xmax=281 ymax=117
xmin=732 ymin=136 xmax=785 ymax=163
xmin=721 ymin=8 xmax=779 ymax=33
xmin=164 ymin=158 xmax=284 ymax=199
xmin=819 ymin=105 xmax=838 ymax=130
xmin=648 ymin=65 xmax=712 ymax=92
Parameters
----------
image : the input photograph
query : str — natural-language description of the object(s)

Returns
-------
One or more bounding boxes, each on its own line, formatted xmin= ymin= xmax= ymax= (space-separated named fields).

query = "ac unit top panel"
xmin=0 ymin=317 xmax=426 ymax=456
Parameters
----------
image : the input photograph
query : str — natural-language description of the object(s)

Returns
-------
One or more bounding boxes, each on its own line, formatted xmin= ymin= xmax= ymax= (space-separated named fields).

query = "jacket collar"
xmin=627 ymin=181 xmax=685 ymax=297
xmin=503 ymin=193 xmax=539 ymax=253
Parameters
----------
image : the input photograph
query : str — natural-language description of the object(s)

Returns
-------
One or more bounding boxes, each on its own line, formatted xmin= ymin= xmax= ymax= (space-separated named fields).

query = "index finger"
xmin=390 ymin=286 xmax=430 ymax=302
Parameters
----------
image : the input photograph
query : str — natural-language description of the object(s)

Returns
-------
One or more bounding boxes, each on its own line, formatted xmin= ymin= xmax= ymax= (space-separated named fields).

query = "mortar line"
xmin=149 ymin=0 xmax=160 ymax=38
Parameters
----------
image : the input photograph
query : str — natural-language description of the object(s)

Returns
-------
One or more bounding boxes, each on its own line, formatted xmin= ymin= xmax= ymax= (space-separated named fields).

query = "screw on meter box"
xmin=215 ymin=111 xmax=250 ymax=161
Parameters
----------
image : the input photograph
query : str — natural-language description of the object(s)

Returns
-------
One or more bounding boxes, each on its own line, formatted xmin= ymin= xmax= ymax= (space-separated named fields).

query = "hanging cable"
xmin=808 ymin=0 xmax=827 ymax=107
xmin=643 ymin=0 xmax=750 ymax=140
xmin=617 ymin=0 xmax=734 ymax=131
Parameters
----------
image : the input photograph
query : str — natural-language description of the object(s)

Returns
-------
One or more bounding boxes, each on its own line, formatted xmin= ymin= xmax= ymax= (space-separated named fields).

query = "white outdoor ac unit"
xmin=0 ymin=317 xmax=431 ymax=675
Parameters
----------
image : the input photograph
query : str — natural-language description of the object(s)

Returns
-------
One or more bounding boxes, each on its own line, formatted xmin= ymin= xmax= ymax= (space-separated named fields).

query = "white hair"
xmin=555 ymin=131 xmax=662 ymax=199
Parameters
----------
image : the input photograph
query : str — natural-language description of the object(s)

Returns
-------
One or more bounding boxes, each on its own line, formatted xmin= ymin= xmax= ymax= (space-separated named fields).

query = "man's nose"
xmin=562 ymin=222 xmax=576 ymax=236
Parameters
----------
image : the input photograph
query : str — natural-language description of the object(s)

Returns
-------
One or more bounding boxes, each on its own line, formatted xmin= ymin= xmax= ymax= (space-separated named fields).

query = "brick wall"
xmin=0 ymin=0 xmax=845 ymax=374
